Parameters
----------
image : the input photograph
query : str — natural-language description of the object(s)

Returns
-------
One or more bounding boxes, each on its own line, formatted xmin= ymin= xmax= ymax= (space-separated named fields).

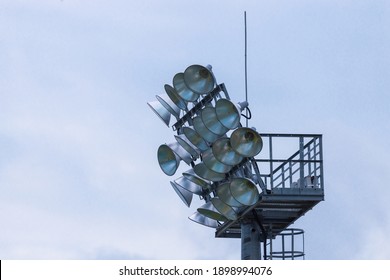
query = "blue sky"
xmin=1 ymin=0 xmax=389 ymax=259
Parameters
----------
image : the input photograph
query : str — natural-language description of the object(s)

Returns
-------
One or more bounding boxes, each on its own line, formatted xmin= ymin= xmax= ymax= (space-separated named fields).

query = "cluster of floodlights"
xmin=148 ymin=64 xmax=265 ymax=228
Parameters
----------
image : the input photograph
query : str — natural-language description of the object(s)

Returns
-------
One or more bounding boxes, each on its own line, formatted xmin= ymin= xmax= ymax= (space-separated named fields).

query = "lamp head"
xmin=171 ymin=181 xmax=193 ymax=207
xmin=147 ymin=100 xmax=171 ymax=127
xmin=230 ymin=127 xmax=263 ymax=157
xmin=173 ymin=72 xmax=199 ymax=102
xmin=183 ymin=64 xmax=215 ymax=94
xmin=188 ymin=212 xmax=219 ymax=228
xmin=157 ymin=144 xmax=181 ymax=176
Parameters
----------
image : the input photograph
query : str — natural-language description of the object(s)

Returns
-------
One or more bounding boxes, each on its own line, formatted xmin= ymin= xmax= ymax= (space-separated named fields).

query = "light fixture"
xmin=215 ymin=99 xmax=248 ymax=130
xmin=155 ymin=94 xmax=181 ymax=120
xmin=216 ymin=181 xmax=244 ymax=207
xmin=147 ymin=100 xmax=171 ymax=127
xmin=164 ymin=84 xmax=188 ymax=111
xmin=182 ymin=127 xmax=209 ymax=152
xmin=148 ymin=55 xmax=324 ymax=260
xmin=230 ymin=127 xmax=263 ymax=157
xmin=229 ymin=177 xmax=259 ymax=206
xmin=193 ymin=162 xmax=226 ymax=182
xmin=173 ymin=176 xmax=204 ymax=195
xmin=174 ymin=133 xmax=200 ymax=158
xmin=157 ymin=142 xmax=192 ymax=176
xmin=173 ymin=72 xmax=199 ymax=102
xmin=171 ymin=181 xmax=193 ymax=207
xmin=183 ymin=64 xmax=215 ymax=94
xmin=211 ymin=197 xmax=238 ymax=221
xmin=188 ymin=212 xmax=219 ymax=228
xmin=148 ymin=64 xmax=263 ymax=231
xmin=201 ymin=106 xmax=229 ymax=136
xmin=197 ymin=201 xmax=228 ymax=222
xmin=182 ymin=169 xmax=212 ymax=190
xmin=202 ymin=148 xmax=233 ymax=174
xmin=212 ymin=137 xmax=243 ymax=166
xmin=192 ymin=115 xmax=220 ymax=143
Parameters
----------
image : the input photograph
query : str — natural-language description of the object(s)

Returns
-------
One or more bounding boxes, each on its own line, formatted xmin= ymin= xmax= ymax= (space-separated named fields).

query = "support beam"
xmin=241 ymin=220 xmax=261 ymax=260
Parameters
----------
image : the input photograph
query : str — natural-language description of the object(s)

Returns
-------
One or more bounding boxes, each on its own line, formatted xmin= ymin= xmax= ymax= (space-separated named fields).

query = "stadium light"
xmin=147 ymin=63 xmax=324 ymax=260
xmin=148 ymin=64 xmax=262 ymax=226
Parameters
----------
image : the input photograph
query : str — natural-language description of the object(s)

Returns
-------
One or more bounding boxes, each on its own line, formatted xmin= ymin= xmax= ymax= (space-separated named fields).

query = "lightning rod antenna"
xmin=244 ymin=11 xmax=249 ymax=127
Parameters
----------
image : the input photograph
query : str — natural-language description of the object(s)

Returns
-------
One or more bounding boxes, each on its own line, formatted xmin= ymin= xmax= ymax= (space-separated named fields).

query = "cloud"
xmin=355 ymin=217 xmax=390 ymax=259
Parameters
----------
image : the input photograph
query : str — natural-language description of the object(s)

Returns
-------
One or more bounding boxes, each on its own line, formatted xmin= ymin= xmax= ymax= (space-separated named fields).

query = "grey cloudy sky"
xmin=1 ymin=0 xmax=389 ymax=259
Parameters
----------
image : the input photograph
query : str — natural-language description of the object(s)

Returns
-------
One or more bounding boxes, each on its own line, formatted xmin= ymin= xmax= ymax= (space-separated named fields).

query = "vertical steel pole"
xmin=244 ymin=11 xmax=249 ymax=128
xmin=319 ymin=135 xmax=324 ymax=190
xmin=269 ymin=226 xmax=273 ymax=260
xmin=241 ymin=220 xmax=261 ymax=260
xmin=291 ymin=229 xmax=295 ymax=260
xmin=299 ymin=136 xmax=305 ymax=187
xmin=269 ymin=136 xmax=274 ymax=190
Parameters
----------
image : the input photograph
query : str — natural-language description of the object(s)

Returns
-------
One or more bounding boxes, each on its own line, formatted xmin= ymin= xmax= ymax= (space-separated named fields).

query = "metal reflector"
xmin=215 ymin=99 xmax=248 ymax=130
xmin=157 ymin=142 xmax=193 ymax=176
xmin=212 ymin=137 xmax=244 ymax=166
xmin=229 ymin=178 xmax=259 ymax=206
xmin=193 ymin=116 xmax=219 ymax=143
xmin=182 ymin=127 xmax=209 ymax=152
xmin=157 ymin=144 xmax=181 ymax=176
xmin=188 ymin=211 xmax=219 ymax=228
xmin=216 ymin=182 xmax=244 ymax=207
xmin=173 ymin=176 xmax=204 ymax=195
xmin=193 ymin=163 xmax=226 ymax=182
xmin=147 ymin=100 xmax=171 ymax=127
xmin=173 ymin=72 xmax=199 ymax=102
xmin=175 ymin=133 xmax=200 ymax=158
xmin=182 ymin=169 xmax=211 ymax=190
xmin=169 ymin=142 xmax=193 ymax=165
xmin=197 ymin=201 xmax=228 ymax=221
xmin=201 ymin=106 xmax=229 ymax=136
xmin=230 ymin=127 xmax=263 ymax=157
xmin=202 ymin=148 xmax=233 ymax=174
xmin=170 ymin=181 xmax=193 ymax=207
xmin=155 ymin=94 xmax=181 ymax=120
xmin=211 ymin=197 xmax=238 ymax=221
xmin=183 ymin=64 xmax=215 ymax=94
xmin=164 ymin=84 xmax=187 ymax=111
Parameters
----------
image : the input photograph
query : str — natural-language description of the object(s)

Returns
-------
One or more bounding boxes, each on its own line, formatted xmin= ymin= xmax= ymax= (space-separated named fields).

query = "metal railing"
xmin=255 ymin=134 xmax=324 ymax=192
xmin=215 ymin=133 xmax=324 ymax=242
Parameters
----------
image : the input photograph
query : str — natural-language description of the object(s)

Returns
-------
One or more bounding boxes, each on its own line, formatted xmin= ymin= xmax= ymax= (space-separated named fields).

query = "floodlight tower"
xmin=147 ymin=64 xmax=324 ymax=260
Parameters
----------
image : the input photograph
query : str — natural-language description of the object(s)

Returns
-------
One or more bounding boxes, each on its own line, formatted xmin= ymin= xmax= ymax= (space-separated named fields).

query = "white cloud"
xmin=355 ymin=213 xmax=390 ymax=259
